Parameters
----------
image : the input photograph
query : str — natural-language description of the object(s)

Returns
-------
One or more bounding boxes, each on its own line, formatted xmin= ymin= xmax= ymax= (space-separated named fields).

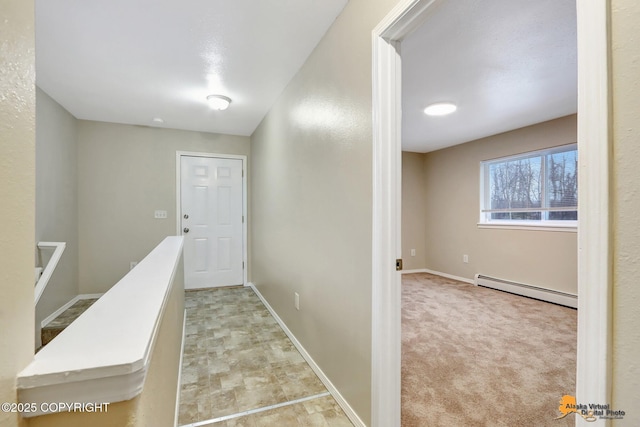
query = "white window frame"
xmin=479 ymin=144 xmax=578 ymax=232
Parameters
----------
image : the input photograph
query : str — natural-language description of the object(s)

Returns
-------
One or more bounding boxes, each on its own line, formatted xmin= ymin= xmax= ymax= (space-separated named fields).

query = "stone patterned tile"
xmin=177 ymin=287 xmax=353 ymax=427
xmin=45 ymin=298 xmax=98 ymax=328
xmin=233 ymin=383 xmax=288 ymax=410
xmin=241 ymin=370 xmax=280 ymax=390
xmin=208 ymin=388 xmax=239 ymax=418
xmin=217 ymin=417 xmax=257 ymax=427
xmin=41 ymin=298 xmax=100 ymax=346
xmin=218 ymin=370 xmax=244 ymax=390
xmin=218 ymin=396 xmax=353 ymax=427
xmin=251 ymin=406 xmax=299 ymax=426
xmin=178 ymin=389 xmax=199 ymax=425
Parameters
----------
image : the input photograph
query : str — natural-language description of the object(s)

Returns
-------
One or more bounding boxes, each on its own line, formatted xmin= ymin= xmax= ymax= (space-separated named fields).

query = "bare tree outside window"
xmin=489 ymin=156 xmax=542 ymax=220
xmin=547 ymin=150 xmax=578 ymax=220
xmin=481 ymin=145 xmax=577 ymax=224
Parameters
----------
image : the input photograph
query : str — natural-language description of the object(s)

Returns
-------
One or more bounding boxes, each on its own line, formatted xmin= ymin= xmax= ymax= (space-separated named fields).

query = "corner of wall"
xmin=35 ymin=86 xmax=81 ymax=346
xmin=0 ymin=0 xmax=37 ymax=425
xmin=420 ymin=116 xmax=578 ymax=294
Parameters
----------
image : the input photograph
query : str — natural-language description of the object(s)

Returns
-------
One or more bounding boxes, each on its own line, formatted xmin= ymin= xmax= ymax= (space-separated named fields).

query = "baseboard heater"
xmin=474 ymin=274 xmax=577 ymax=308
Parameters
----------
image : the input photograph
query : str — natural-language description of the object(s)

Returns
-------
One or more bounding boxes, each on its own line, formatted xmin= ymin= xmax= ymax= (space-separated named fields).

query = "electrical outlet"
xmin=294 ymin=292 xmax=300 ymax=310
xmin=463 ymin=254 xmax=469 ymax=263
xmin=410 ymin=249 xmax=416 ymax=257
xmin=130 ymin=261 xmax=138 ymax=270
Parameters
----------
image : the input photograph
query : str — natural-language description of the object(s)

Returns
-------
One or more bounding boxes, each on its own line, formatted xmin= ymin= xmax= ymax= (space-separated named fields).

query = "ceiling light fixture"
xmin=152 ymin=117 xmax=164 ymax=124
xmin=207 ymin=94 xmax=232 ymax=111
xmin=424 ymin=102 xmax=457 ymax=116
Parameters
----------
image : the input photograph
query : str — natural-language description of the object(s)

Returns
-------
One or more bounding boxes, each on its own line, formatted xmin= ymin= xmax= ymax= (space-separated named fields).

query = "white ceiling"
xmin=401 ymin=0 xmax=577 ymax=153
xmin=36 ymin=0 xmax=576 ymax=147
xmin=35 ymin=0 xmax=347 ymax=136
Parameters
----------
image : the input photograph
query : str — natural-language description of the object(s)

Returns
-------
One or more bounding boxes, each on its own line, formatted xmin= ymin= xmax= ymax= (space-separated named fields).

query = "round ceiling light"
xmin=424 ymin=102 xmax=457 ymax=116
xmin=207 ymin=94 xmax=232 ymax=111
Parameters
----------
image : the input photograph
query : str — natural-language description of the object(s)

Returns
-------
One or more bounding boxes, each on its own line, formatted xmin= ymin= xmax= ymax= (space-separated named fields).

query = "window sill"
xmin=477 ymin=222 xmax=577 ymax=233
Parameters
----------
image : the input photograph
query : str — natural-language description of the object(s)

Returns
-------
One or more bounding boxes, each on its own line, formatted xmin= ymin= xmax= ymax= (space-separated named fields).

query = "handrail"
xmin=35 ymin=242 xmax=66 ymax=305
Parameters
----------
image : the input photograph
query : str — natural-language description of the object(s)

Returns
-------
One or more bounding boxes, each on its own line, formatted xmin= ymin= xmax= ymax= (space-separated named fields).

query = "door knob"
xmin=183 ymin=227 xmax=190 ymax=233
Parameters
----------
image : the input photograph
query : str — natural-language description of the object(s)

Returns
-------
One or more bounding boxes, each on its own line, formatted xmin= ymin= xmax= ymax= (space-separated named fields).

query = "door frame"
xmin=371 ymin=1 xmax=612 ymax=426
xmin=176 ymin=151 xmax=248 ymax=287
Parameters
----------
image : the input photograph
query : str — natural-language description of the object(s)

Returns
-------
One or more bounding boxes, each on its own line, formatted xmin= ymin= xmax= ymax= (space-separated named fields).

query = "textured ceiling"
xmin=401 ymin=0 xmax=577 ymax=152
xmin=36 ymin=0 xmax=576 ymax=147
xmin=35 ymin=0 xmax=347 ymax=136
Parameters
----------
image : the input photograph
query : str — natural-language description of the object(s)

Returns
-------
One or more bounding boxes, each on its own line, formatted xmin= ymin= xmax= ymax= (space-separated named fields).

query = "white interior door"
xmin=180 ymin=155 xmax=244 ymax=289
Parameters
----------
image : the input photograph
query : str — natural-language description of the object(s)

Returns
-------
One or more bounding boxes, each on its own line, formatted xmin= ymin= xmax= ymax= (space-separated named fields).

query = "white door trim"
xmin=176 ymin=151 xmax=248 ymax=286
xmin=371 ymin=1 xmax=612 ymax=426
xmin=575 ymin=1 xmax=613 ymax=423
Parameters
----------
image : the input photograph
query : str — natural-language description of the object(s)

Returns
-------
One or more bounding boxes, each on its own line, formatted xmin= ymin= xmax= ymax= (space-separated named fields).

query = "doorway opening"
xmin=371 ymin=1 xmax=611 ymax=425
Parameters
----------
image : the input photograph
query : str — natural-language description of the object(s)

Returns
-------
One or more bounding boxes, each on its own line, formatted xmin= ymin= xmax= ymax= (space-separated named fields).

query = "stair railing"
xmin=34 ymin=242 xmax=66 ymax=305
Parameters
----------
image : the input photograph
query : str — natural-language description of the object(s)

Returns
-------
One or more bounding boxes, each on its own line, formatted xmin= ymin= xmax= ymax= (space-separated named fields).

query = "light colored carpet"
xmin=402 ymin=273 xmax=577 ymax=426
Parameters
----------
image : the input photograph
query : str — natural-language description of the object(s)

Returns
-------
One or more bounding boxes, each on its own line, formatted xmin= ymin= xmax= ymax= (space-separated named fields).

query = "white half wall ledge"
xmin=40 ymin=293 xmax=106 ymax=329
xmin=17 ymin=236 xmax=184 ymax=417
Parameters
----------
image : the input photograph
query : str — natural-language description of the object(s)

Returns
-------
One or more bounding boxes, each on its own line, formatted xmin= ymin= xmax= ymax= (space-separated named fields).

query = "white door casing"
xmin=177 ymin=153 xmax=246 ymax=289
xmin=371 ymin=1 xmax=611 ymax=426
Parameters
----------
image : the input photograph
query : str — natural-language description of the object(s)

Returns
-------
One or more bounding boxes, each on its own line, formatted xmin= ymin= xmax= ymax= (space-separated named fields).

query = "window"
xmin=480 ymin=144 xmax=577 ymax=228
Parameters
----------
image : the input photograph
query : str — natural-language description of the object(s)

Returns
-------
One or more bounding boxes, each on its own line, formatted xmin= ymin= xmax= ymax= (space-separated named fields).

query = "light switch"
xmin=154 ymin=210 xmax=168 ymax=219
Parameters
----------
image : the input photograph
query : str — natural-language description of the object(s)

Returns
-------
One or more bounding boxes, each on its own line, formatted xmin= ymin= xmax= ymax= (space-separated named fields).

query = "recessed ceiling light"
xmin=207 ymin=94 xmax=232 ymax=111
xmin=424 ymin=102 xmax=457 ymax=116
xmin=152 ymin=117 xmax=164 ymax=124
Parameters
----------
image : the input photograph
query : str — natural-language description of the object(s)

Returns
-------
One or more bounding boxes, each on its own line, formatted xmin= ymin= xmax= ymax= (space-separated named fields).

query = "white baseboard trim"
xmin=247 ymin=283 xmax=366 ymax=427
xmin=40 ymin=293 xmax=105 ymax=328
xmin=402 ymin=268 xmax=474 ymax=285
xmin=400 ymin=269 xmax=428 ymax=274
xmin=175 ymin=309 xmax=187 ymax=427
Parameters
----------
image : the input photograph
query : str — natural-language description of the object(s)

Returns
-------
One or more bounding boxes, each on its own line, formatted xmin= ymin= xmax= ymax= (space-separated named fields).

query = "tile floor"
xmin=178 ymin=286 xmax=353 ymax=427
xmin=40 ymin=298 xmax=98 ymax=346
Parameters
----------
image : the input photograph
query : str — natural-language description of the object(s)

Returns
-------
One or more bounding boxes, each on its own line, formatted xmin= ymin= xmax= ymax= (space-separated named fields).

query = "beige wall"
xmin=76 ymin=120 xmax=249 ymax=293
xmin=402 ymin=152 xmax=428 ymax=270
xmin=28 ymin=258 xmax=185 ymax=427
xmin=249 ymin=0 xmax=398 ymax=423
xmin=419 ymin=115 xmax=578 ymax=294
xmin=611 ymin=0 xmax=640 ymax=423
xmin=1 ymin=2 xmax=636 ymax=426
xmin=35 ymin=88 xmax=79 ymax=347
xmin=0 ymin=0 xmax=36 ymax=426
